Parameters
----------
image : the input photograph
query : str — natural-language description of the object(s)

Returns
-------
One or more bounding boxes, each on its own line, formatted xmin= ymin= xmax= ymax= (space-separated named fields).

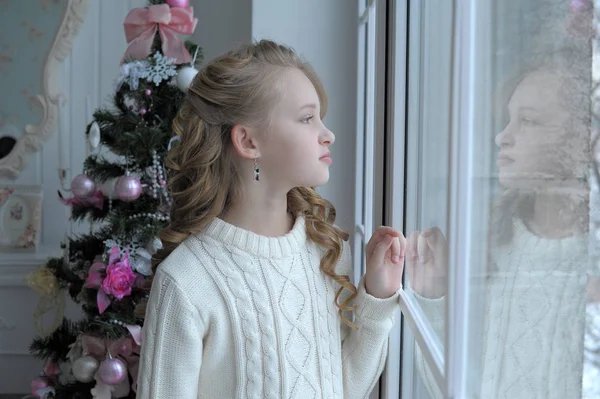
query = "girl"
xmin=135 ymin=39 xmax=407 ymax=399
xmin=407 ymin=56 xmax=593 ymax=399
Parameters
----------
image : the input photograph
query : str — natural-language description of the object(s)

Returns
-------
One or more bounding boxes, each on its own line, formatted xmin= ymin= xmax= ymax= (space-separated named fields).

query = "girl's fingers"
xmin=390 ymin=236 xmax=401 ymax=263
xmin=368 ymin=227 xmax=401 ymax=256
xmin=408 ymin=231 xmax=419 ymax=260
xmin=371 ymin=235 xmax=393 ymax=265
xmin=417 ymin=233 xmax=429 ymax=264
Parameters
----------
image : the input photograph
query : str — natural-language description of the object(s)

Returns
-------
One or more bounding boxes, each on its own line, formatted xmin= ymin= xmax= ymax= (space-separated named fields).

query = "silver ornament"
xmin=88 ymin=121 xmax=101 ymax=150
xmin=72 ymin=355 xmax=99 ymax=383
xmin=176 ymin=66 xmax=199 ymax=91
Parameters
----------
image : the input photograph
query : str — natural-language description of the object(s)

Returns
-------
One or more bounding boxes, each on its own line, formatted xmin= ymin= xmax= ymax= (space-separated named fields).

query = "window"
xmin=357 ymin=0 xmax=600 ymax=398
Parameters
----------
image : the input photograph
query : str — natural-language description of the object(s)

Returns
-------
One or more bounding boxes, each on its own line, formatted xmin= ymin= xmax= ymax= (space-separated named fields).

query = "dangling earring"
xmin=254 ymin=158 xmax=260 ymax=181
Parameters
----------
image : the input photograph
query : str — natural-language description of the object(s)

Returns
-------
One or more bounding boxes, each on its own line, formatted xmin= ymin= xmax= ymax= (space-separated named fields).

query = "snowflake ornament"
xmin=141 ymin=52 xmax=177 ymax=86
xmin=103 ymin=239 xmax=139 ymax=260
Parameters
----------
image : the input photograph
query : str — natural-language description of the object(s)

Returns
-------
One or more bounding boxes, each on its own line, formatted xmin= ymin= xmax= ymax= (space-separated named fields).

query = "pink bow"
xmin=58 ymin=190 xmax=104 ymax=211
xmin=81 ymin=330 xmax=141 ymax=395
xmin=122 ymin=4 xmax=198 ymax=64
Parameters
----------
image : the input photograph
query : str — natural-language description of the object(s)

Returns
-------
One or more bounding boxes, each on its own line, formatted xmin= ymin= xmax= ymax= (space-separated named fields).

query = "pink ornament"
xmin=145 ymin=89 xmax=152 ymax=95
xmin=97 ymin=357 xmax=127 ymax=385
xmin=166 ymin=0 xmax=189 ymax=7
xmin=115 ymin=175 xmax=142 ymax=201
xmin=71 ymin=174 xmax=96 ymax=198
xmin=44 ymin=359 xmax=61 ymax=377
xmin=139 ymin=108 xmax=147 ymax=115
xmin=31 ymin=376 xmax=50 ymax=396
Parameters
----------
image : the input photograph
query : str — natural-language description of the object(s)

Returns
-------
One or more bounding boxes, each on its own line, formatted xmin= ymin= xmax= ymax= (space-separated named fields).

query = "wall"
xmin=0 ymin=0 xmax=145 ymax=393
xmin=189 ymin=0 xmax=252 ymax=64
xmin=251 ymin=0 xmax=358 ymax=234
xmin=0 ymin=0 xmax=358 ymax=393
xmin=190 ymin=0 xmax=358 ymax=233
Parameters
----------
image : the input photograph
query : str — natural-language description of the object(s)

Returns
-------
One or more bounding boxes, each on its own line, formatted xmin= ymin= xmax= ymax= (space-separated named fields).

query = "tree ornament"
xmin=149 ymin=237 xmax=163 ymax=253
xmin=166 ymin=0 xmax=189 ymax=7
xmin=145 ymin=88 xmax=152 ymax=96
xmin=99 ymin=177 xmax=119 ymax=198
xmin=176 ymin=66 xmax=198 ymax=91
xmin=115 ymin=175 xmax=142 ymax=201
xmin=97 ymin=357 xmax=127 ymax=385
xmin=71 ymin=174 xmax=96 ymax=198
xmin=72 ymin=355 xmax=99 ymax=383
xmin=31 ymin=375 xmax=54 ymax=397
xmin=88 ymin=121 xmax=101 ymax=150
xmin=139 ymin=108 xmax=147 ymax=115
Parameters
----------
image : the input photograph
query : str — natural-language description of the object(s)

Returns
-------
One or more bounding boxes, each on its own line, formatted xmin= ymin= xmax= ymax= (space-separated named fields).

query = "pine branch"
xmin=68 ymin=230 xmax=112 ymax=258
xmin=45 ymin=257 xmax=81 ymax=287
xmin=185 ymin=40 xmax=204 ymax=67
xmin=52 ymin=381 xmax=95 ymax=399
xmin=52 ymin=379 xmax=137 ymax=399
xmin=84 ymin=156 xmax=126 ymax=181
xmin=29 ymin=319 xmax=82 ymax=362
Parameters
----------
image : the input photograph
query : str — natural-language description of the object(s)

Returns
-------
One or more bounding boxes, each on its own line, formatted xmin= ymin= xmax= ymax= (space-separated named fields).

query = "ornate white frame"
xmin=0 ymin=0 xmax=89 ymax=179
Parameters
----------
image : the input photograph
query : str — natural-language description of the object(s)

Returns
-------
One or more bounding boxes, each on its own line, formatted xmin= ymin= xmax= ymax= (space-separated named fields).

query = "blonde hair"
xmin=135 ymin=40 xmax=358 ymax=328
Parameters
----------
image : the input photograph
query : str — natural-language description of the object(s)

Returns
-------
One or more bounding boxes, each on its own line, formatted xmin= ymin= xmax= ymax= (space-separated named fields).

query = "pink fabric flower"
xmin=101 ymin=248 xmax=136 ymax=300
xmin=85 ymin=246 xmax=137 ymax=313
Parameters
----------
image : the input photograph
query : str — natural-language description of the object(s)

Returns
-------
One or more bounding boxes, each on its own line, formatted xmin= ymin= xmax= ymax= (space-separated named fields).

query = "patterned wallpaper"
xmin=0 ymin=0 xmax=65 ymax=140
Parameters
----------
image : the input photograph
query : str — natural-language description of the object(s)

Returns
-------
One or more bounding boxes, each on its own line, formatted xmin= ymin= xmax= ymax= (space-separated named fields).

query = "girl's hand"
xmin=405 ymin=227 xmax=448 ymax=299
xmin=365 ymin=226 xmax=407 ymax=299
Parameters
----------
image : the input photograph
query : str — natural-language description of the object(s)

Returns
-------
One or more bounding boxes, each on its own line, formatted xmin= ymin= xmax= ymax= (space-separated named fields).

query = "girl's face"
xmin=494 ymin=70 xmax=587 ymax=190
xmin=256 ymin=68 xmax=335 ymax=190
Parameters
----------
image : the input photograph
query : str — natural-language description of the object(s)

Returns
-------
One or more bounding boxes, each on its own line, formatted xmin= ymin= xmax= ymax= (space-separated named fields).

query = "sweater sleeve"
xmin=338 ymin=240 xmax=400 ymax=399
xmin=411 ymin=290 xmax=445 ymax=399
xmin=136 ymin=268 xmax=205 ymax=399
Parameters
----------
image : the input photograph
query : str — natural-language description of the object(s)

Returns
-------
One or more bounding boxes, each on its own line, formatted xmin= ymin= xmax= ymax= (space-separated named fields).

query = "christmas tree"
xmin=25 ymin=0 xmax=201 ymax=397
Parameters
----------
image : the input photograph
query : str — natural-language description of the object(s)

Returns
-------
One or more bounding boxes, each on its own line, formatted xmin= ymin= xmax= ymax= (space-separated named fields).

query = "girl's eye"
xmin=301 ymin=115 xmax=314 ymax=124
xmin=521 ymin=117 xmax=539 ymax=126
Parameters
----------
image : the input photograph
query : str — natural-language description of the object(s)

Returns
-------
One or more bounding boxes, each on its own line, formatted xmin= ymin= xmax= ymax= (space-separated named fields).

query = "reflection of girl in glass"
xmin=407 ymin=52 xmax=594 ymax=399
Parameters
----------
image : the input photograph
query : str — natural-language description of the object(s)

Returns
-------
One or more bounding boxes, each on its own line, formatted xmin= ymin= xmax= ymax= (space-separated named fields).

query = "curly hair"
xmin=135 ymin=40 xmax=358 ymax=328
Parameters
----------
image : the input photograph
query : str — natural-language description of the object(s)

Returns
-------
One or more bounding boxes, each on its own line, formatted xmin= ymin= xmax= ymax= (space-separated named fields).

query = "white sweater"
xmin=415 ymin=219 xmax=589 ymax=399
xmin=136 ymin=215 xmax=400 ymax=399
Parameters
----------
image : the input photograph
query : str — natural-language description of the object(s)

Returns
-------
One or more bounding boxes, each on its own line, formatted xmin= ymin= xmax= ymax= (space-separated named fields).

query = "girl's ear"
xmin=231 ymin=124 xmax=261 ymax=159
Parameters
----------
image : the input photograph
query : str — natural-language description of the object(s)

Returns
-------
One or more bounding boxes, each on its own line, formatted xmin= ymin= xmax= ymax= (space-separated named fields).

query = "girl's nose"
xmin=320 ymin=126 xmax=335 ymax=146
xmin=495 ymin=122 xmax=515 ymax=148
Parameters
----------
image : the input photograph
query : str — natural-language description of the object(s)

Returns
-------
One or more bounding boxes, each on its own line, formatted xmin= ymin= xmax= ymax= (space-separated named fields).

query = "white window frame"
xmin=354 ymin=0 xmax=377 ymax=285
xmin=446 ymin=1 xmax=493 ymax=397
xmin=357 ymin=1 xmax=493 ymax=398
xmin=355 ymin=1 xmax=388 ymax=398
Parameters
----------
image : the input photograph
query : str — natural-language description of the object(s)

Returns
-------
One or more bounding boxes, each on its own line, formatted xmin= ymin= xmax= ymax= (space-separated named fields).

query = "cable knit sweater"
xmin=136 ymin=215 xmax=400 ymax=399
xmin=414 ymin=219 xmax=589 ymax=399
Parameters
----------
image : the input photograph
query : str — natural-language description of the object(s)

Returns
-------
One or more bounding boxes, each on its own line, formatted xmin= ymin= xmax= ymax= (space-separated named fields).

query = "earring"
xmin=254 ymin=158 xmax=260 ymax=181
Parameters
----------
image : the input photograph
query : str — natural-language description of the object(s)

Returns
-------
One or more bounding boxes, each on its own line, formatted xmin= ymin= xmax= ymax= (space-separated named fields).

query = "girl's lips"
xmin=497 ymin=154 xmax=514 ymax=166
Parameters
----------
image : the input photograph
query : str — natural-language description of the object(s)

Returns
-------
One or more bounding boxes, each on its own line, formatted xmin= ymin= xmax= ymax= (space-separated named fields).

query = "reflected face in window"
xmin=494 ymin=70 xmax=587 ymax=190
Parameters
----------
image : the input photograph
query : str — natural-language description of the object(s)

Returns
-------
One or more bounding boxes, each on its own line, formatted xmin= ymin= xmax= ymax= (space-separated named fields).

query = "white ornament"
xmin=88 ymin=122 xmax=101 ymax=150
xmin=99 ymin=177 xmax=118 ymax=198
xmin=176 ymin=66 xmax=199 ymax=91
xmin=148 ymin=237 xmax=163 ymax=254
xmin=131 ymin=247 xmax=152 ymax=276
